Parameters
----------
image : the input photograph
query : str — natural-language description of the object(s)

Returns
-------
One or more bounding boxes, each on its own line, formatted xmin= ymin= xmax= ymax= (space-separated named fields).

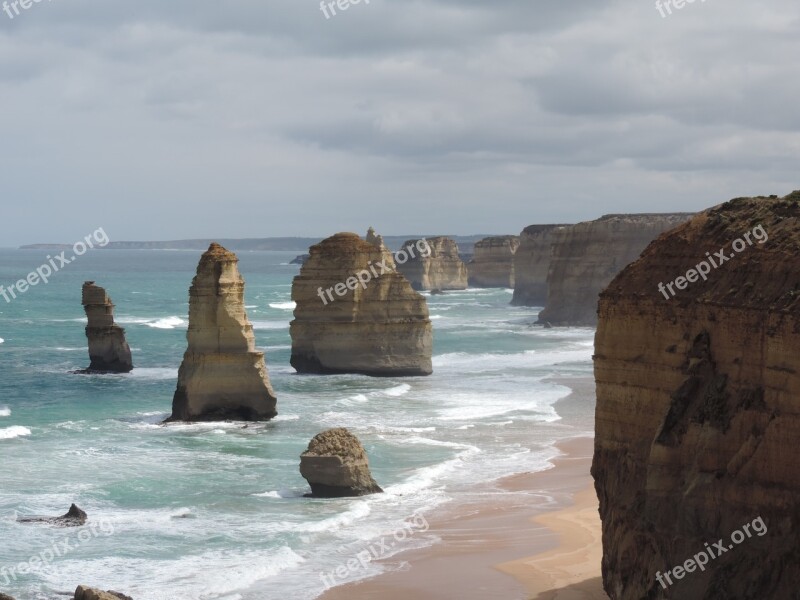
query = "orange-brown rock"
xmin=300 ymin=428 xmax=383 ymax=497
xmin=592 ymin=192 xmax=800 ymax=599
xmin=80 ymin=282 xmax=133 ymax=373
xmin=167 ymin=243 xmax=277 ymax=422
xmin=395 ymin=236 xmax=467 ymax=291
xmin=538 ymin=213 xmax=693 ymax=325
xmin=290 ymin=231 xmax=432 ymax=376
xmin=510 ymin=225 xmax=570 ymax=306
xmin=468 ymin=235 xmax=520 ymax=288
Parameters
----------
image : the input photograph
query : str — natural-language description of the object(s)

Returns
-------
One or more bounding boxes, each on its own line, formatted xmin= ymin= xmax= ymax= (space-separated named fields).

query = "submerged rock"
xmin=468 ymin=235 xmax=520 ymax=288
xmin=78 ymin=282 xmax=133 ymax=373
xmin=18 ymin=503 xmax=87 ymax=527
xmin=593 ymin=192 xmax=799 ymax=599
xmin=167 ymin=243 xmax=277 ymax=422
xmin=300 ymin=428 xmax=383 ymax=497
xmin=290 ymin=230 xmax=432 ymax=376
xmin=74 ymin=587 xmax=133 ymax=600
xmin=395 ymin=236 xmax=468 ymax=291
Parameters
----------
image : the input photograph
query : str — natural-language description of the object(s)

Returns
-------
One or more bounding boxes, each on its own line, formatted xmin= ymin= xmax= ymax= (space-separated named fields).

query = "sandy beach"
xmin=321 ymin=380 xmax=608 ymax=600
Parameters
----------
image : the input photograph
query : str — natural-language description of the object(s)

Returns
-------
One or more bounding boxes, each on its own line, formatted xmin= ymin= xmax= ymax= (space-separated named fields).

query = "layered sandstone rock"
xmin=538 ymin=213 xmax=693 ymax=325
xmin=300 ymin=428 xmax=383 ymax=497
xmin=468 ymin=236 xmax=520 ymax=288
xmin=80 ymin=282 xmax=133 ymax=373
xmin=167 ymin=243 xmax=277 ymax=422
xmin=510 ymin=224 xmax=569 ymax=307
xmin=592 ymin=192 xmax=800 ymax=599
xmin=290 ymin=231 xmax=432 ymax=376
xmin=395 ymin=236 xmax=468 ymax=291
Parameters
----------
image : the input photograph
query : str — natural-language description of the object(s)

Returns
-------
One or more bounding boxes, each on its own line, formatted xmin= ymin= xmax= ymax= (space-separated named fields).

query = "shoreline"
xmin=320 ymin=378 xmax=607 ymax=600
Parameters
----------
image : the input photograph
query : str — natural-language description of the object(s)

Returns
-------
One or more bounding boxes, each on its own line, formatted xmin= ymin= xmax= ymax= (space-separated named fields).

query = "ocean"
xmin=0 ymin=248 xmax=594 ymax=600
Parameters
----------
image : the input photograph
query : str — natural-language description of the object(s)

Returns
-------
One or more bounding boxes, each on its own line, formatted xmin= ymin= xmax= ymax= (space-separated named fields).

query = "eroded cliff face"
xmin=510 ymin=225 xmax=569 ymax=307
xmin=538 ymin=214 xmax=693 ymax=325
xmin=80 ymin=282 xmax=133 ymax=373
xmin=468 ymin=236 xmax=520 ymax=288
xmin=168 ymin=243 xmax=277 ymax=422
xmin=592 ymin=193 xmax=800 ymax=599
xmin=395 ymin=236 xmax=468 ymax=291
xmin=290 ymin=231 xmax=432 ymax=376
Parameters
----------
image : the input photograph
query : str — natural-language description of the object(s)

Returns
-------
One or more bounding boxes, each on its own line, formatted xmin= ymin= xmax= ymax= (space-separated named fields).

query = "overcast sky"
xmin=1 ymin=0 xmax=798 ymax=246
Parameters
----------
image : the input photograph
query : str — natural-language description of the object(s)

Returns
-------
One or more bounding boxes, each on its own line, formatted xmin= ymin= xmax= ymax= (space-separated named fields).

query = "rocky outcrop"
xmin=468 ymin=236 xmax=520 ymax=288
xmin=592 ymin=193 xmax=800 ymax=599
xmin=395 ymin=236 xmax=468 ymax=291
xmin=300 ymin=428 xmax=383 ymax=497
xmin=538 ymin=214 xmax=693 ymax=325
xmin=18 ymin=503 xmax=87 ymax=527
xmin=74 ymin=587 xmax=133 ymax=600
xmin=167 ymin=243 xmax=277 ymax=422
xmin=79 ymin=282 xmax=133 ymax=373
xmin=290 ymin=254 xmax=309 ymax=265
xmin=510 ymin=224 xmax=569 ymax=307
xmin=290 ymin=230 xmax=432 ymax=376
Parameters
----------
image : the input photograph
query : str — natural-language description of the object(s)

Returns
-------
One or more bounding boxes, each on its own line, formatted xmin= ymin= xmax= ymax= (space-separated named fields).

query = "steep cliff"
xmin=290 ymin=231 xmax=433 ymax=376
xmin=468 ymin=235 xmax=520 ymax=288
xmin=510 ymin=225 xmax=569 ymax=306
xmin=80 ymin=282 xmax=133 ymax=373
xmin=395 ymin=236 xmax=468 ymax=291
xmin=592 ymin=192 xmax=800 ymax=599
xmin=167 ymin=243 xmax=277 ymax=422
xmin=538 ymin=214 xmax=693 ymax=325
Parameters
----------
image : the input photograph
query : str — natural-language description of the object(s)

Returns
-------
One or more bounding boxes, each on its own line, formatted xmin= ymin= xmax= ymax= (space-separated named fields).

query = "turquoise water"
xmin=0 ymin=248 xmax=594 ymax=600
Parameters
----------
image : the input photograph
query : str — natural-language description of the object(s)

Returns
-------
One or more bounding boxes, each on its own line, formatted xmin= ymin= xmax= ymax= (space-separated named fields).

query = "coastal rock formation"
xmin=300 ymin=428 xmax=383 ymax=497
xmin=167 ymin=243 xmax=277 ymax=422
xmin=468 ymin=236 xmax=520 ymax=288
xmin=0 ymin=594 xmax=15 ymax=600
xmin=290 ymin=254 xmax=309 ymax=265
xmin=80 ymin=282 xmax=133 ymax=373
xmin=538 ymin=214 xmax=693 ymax=325
xmin=510 ymin=225 xmax=569 ymax=307
xmin=290 ymin=230 xmax=432 ymax=376
xmin=395 ymin=236 xmax=468 ymax=291
xmin=18 ymin=503 xmax=88 ymax=527
xmin=74 ymin=587 xmax=133 ymax=600
xmin=592 ymin=193 xmax=800 ymax=599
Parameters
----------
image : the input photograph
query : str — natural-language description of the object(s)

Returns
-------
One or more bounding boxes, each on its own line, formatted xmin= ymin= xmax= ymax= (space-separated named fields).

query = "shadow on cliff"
xmin=533 ymin=577 xmax=609 ymax=599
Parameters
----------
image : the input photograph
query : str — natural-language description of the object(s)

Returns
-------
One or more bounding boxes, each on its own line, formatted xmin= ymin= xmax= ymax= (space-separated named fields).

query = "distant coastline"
xmin=19 ymin=235 xmax=494 ymax=254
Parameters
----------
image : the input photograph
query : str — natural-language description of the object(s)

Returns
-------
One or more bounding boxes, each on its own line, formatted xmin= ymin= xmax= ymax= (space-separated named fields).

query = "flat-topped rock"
xmin=510 ymin=224 xmax=570 ymax=307
xmin=468 ymin=235 xmax=520 ymax=288
xmin=290 ymin=231 xmax=432 ymax=376
xmin=395 ymin=236 xmax=468 ymax=291
xmin=167 ymin=243 xmax=277 ymax=422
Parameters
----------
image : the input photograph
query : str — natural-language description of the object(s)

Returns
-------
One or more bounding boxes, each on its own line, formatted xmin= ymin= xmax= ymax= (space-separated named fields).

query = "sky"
xmin=1 ymin=0 xmax=799 ymax=246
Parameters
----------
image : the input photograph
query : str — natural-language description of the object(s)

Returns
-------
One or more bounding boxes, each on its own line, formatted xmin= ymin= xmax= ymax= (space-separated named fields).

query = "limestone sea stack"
xmin=80 ymin=282 xmax=133 ymax=373
xmin=593 ymin=193 xmax=800 ymax=599
xmin=467 ymin=235 xmax=520 ymax=288
xmin=300 ymin=428 xmax=383 ymax=497
xmin=510 ymin=224 xmax=570 ymax=307
xmin=167 ymin=243 xmax=277 ymax=422
xmin=290 ymin=230 xmax=432 ymax=376
xmin=537 ymin=213 xmax=693 ymax=325
xmin=395 ymin=236 xmax=468 ymax=291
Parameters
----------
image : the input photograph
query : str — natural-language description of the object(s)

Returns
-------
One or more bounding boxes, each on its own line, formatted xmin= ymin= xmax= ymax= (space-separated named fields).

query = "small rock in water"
xmin=74 ymin=586 xmax=133 ymax=600
xmin=300 ymin=428 xmax=383 ymax=498
xmin=18 ymin=503 xmax=88 ymax=527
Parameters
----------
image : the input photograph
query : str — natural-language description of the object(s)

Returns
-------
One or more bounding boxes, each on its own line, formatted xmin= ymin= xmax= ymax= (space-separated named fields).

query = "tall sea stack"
xmin=510 ymin=224 xmax=569 ymax=307
xmin=290 ymin=230 xmax=433 ymax=376
xmin=395 ymin=236 xmax=468 ymax=291
xmin=537 ymin=213 xmax=693 ymax=325
xmin=468 ymin=235 xmax=520 ymax=288
xmin=80 ymin=282 xmax=133 ymax=373
xmin=167 ymin=243 xmax=277 ymax=422
xmin=593 ymin=193 xmax=800 ymax=599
